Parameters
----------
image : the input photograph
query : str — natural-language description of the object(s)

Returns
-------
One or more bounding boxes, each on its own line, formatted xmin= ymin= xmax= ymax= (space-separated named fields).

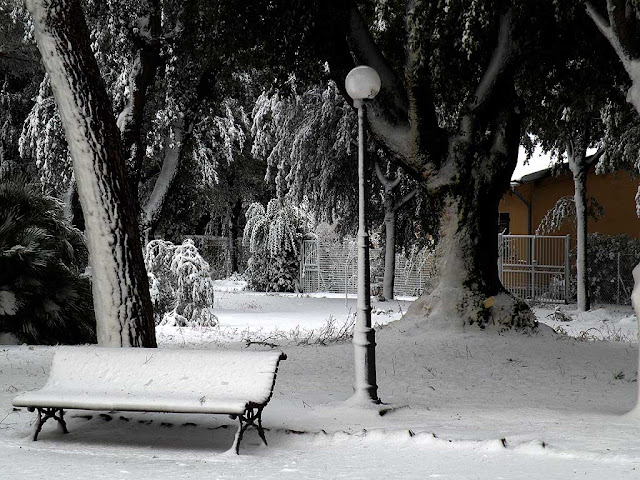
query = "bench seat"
xmin=13 ymin=346 xmax=286 ymax=453
xmin=13 ymin=391 xmax=252 ymax=415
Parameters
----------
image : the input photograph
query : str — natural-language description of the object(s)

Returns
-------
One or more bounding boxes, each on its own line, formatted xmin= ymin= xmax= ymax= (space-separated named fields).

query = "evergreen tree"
xmin=243 ymin=198 xmax=312 ymax=292
xmin=0 ymin=170 xmax=95 ymax=344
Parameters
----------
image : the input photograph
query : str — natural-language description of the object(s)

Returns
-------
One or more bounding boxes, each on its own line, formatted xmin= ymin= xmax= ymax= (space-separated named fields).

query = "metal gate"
xmin=498 ymin=234 xmax=570 ymax=303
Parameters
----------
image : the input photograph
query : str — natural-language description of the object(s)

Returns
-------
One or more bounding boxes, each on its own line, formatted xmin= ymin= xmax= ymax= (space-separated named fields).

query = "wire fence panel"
xmin=300 ymin=238 xmax=435 ymax=296
xmin=584 ymin=252 xmax=640 ymax=305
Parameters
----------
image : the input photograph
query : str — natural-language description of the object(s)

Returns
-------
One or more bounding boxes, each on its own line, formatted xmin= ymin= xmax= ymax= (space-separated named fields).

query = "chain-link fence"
xmin=184 ymin=235 xmax=247 ymax=279
xmin=580 ymin=252 xmax=640 ymax=305
xmin=300 ymin=238 xmax=435 ymax=296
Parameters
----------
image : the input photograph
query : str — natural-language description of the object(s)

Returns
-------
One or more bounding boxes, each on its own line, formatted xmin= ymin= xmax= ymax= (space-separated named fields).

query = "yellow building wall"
xmin=498 ymin=169 xmax=640 ymax=239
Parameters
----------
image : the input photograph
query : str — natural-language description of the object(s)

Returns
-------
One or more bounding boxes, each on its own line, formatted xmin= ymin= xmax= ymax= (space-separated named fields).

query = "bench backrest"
xmin=43 ymin=347 xmax=286 ymax=408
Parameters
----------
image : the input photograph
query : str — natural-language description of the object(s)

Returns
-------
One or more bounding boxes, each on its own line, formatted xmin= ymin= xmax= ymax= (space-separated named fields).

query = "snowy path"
xmin=1 ymin=421 xmax=638 ymax=479
xmin=2 ymin=293 xmax=640 ymax=478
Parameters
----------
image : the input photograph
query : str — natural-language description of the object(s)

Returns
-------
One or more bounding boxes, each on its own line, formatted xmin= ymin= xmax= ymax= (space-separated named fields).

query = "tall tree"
xmin=26 ymin=0 xmax=156 ymax=347
xmin=301 ymin=0 xmax=567 ymax=328
xmin=585 ymin=0 xmax=640 ymax=412
xmin=375 ymin=161 xmax=416 ymax=300
xmin=567 ymin=141 xmax=604 ymax=311
xmin=523 ymin=7 xmax=620 ymax=311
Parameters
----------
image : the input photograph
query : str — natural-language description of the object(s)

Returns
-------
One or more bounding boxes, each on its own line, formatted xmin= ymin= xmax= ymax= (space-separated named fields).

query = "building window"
xmin=498 ymin=212 xmax=510 ymax=234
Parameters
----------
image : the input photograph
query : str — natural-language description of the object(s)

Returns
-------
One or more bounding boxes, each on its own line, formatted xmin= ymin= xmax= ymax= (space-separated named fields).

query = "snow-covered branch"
xmin=340 ymin=2 xmax=412 ymax=162
xmin=586 ymin=143 xmax=605 ymax=166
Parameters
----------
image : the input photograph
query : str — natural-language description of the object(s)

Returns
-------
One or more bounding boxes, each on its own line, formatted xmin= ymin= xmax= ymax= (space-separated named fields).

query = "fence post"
xmin=564 ymin=235 xmax=570 ymax=304
xmin=345 ymin=258 xmax=349 ymax=307
xmin=531 ymin=236 xmax=536 ymax=300
xmin=616 ymin=252 xmax=621 ymax=305
xmin=498 ymin=233 xmax=503 ymax=282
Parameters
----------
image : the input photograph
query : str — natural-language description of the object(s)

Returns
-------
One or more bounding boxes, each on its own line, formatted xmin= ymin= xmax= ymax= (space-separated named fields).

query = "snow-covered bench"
xmin=12 ymin=347 xmax=287 ymax=454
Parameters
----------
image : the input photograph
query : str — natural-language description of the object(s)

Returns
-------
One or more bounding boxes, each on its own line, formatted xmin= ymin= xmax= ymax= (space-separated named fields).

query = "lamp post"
xmin=345 ymin=65 xmax=381 ymax=405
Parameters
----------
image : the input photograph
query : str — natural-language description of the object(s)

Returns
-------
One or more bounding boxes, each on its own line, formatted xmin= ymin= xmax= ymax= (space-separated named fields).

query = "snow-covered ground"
xmin=2 ymin=289 xmax=639 ymax=479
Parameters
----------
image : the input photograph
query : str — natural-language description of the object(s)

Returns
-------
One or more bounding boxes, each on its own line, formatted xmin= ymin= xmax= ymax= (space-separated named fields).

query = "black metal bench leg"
xmin=232 ymin=415 xmax=249 ymax=454
xmin=256 ymin=408 xmax=268 ymax=447
xmin=31 ymin=408 xmax=43 ymax=441
xmin=30 ymin=408 xmax=69 ymax=441
xmin=57 ymin=409 xmax=69 ymax=434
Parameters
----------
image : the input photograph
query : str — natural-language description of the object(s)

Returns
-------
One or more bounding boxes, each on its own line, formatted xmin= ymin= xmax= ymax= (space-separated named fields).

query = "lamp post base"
xmin=351 ymin=325 xmax=379 ymax=404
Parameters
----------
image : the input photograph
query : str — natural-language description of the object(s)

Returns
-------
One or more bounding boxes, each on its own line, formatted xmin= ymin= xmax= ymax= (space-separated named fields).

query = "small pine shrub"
xmin=0 ymin=171 xmax=96 ymax=344
xmin=144 ymin=239 xmax=217 ymax=327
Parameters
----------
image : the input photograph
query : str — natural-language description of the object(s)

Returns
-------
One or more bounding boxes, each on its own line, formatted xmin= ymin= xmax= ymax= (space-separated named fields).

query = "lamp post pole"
xmin=345 ymin=66 xmax=381 ymax=405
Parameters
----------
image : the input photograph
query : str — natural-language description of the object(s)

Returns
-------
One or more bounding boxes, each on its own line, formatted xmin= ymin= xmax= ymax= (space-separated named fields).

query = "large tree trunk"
xmin=408 ymin=165 xmax=535 ymax=329
xmin=27 ymin=0 xmax=156 ymax=347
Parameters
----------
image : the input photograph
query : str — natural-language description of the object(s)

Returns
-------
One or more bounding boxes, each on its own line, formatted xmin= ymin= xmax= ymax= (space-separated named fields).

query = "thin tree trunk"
xmin=568 ymin=149 xmax=590 ymax=312
xmin=567 ymin=133 xmax=603 ymax=312
xmin=27 ymin=0 xmax=156 ymax=347
xmin=228 ymin=199 xmax=243 ymax=275
xmin=375 ymin=163 xmax=416 ymax=301
xmin=383 ymin=210 xmax=396 ymax=300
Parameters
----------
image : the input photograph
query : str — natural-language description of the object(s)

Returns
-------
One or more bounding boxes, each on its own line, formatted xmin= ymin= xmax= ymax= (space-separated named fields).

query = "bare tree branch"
xmin=375 ymin=162 xmax=401 ymax=190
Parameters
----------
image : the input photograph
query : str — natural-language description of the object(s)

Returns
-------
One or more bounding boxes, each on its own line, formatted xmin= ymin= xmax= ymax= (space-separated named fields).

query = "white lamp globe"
xmin=345 ymin=66 xmax=381 ymax=101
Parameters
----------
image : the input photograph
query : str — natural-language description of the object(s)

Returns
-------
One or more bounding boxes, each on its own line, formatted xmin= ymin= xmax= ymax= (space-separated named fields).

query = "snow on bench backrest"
xmin=40 ymin=347 xmax=285 ymax=408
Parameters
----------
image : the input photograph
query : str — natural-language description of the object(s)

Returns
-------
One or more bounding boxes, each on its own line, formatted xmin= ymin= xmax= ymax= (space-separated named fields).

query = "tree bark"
xmin=407 ymin=148 xmax=535 ymax=329
xmin=116 ymin=3 xmax=162 ymax=203
xmin=227 ymin=198 xmax=243 ymax=275
xmin=567 ymin=139 xmax=591 ymax=312
xmin=27 ymin=0 xmax=156 ymax=347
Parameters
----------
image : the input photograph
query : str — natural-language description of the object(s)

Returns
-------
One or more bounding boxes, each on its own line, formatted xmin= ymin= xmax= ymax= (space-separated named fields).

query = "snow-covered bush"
xmin=0 ymin=171 xmax=95 ymax=344
xmin=242 ymin=199 xmax=311 ymax=292
xmin=144 ymin=239 xmax=217 ymax=327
